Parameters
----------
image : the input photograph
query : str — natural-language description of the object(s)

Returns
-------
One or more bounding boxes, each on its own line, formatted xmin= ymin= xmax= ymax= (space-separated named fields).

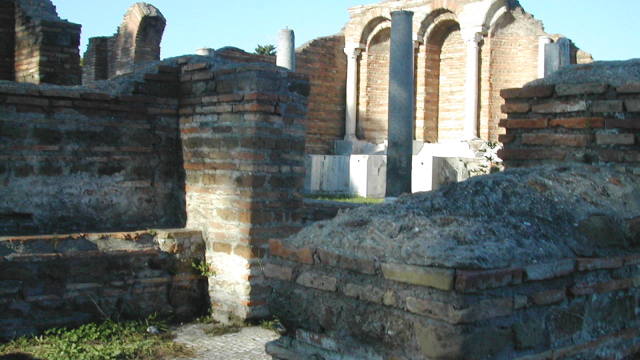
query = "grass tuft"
xmin=0 ymin=317 xmax=192 ymax=360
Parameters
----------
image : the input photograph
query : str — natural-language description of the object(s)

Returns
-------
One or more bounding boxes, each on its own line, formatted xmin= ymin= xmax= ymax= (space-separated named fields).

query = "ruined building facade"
xmin=301 ymin=0 xmax=591 ymax=155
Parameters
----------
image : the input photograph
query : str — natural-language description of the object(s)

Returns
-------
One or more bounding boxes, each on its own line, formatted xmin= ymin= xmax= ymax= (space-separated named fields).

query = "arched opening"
xmin=423 ymin=19 xmax=466 ymax=143
xmin=134 ymin=16 xmax=165 ymax=65
xmin=363 ymin=27 xmax=391 ymax=143
xmin=0 ymin=0 xmax=15 ymax=81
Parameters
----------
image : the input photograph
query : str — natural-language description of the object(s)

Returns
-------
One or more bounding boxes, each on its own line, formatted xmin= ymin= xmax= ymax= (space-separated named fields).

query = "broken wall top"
xmin=529 ymin=58 xmax=640 ymax=87
xmin=14 ymin=0 xmax=59 ymax=21
xmin=285 ymin=164 xmax=640 ymax=270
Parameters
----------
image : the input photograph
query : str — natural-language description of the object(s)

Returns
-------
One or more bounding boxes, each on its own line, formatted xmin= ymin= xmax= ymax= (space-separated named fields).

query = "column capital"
xmin=344 ymin=45 xmax=363 ymax=59
xmin=462 ymin=31 xmax=483 ymax=45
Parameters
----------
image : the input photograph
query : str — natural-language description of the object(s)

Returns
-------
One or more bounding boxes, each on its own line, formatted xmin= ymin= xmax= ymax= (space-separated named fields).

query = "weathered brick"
xmin=577 ymin=257 xmax=624 ymax=271
xmin=233 ymin=245 xmax=264 ymax=259
xmin=524 ymin=259 xmax=575 ymax=281
xmin=595 ymin=133 xmax=635 ymax=145
xmin=455 ymin=268 xmax=522 ymax=292
xmin=549 ymin=117 xmax=604 ymax=129
xmin=501 ymin=86 xmax=555 ymax=99
xmin=295 ymin=272 xmax=337 ymax=292
xmin=521 ymin=134 xmax=591 ymax=147
xmin=263 ymin=263 xmax=293 ymax=281
xmin=213 ymin=242 xmax=231 ymax=254
xmin=498 ymin=148 xmax=568 ymax=161
xmin=624 ymin=99 xmax=640 ymax=112
xmin=617 ymin=83 xmax=640 ymax=94
xmin=501 ymin=102 xmax=531 ymax=113
xmin=343 ymin=283 xmax=384 ymax=304
xmin=268 ymin=239 xmax=314 ymax=264
xmin=531 ymin=288 xmax=566 ymax=306
xmin=316 ymin=249 xmax=376 ymax=274
xmin=605 ymin=118 xmax=640 ymax=129
xmin=532 ymin=100 xmax=587 ymax=114
xmin=592 ymin=100 xmax=623 ymax=113
xmin=381 ymin=263 xmax=454 ymax=290
xmin=499 ymin=118 xmax=549 ymax=129
xmin=555 ymin=83 xmax=608 ymax=96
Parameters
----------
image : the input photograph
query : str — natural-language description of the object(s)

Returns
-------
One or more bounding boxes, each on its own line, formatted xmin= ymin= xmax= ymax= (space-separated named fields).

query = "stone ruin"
xmin=0 ymin=0 xmax=81 ymax=85
xmin=82 ymin=2 xmax=166 ymax=84
xmin=0 ymin=0 xmax=638 ymax=358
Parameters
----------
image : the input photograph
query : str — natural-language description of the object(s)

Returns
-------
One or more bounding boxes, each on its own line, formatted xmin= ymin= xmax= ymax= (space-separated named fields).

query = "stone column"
xmin=277 ymin=29 xmax=295 ymax=71
xmin=463 ymin=32 xmax=482 ymax=140
xmin=344 ymin=45 xmax=362 ymax=141
xmin=386 ymin=10 xmax=414 ymax=197
xmin=538 ymin=36 xmax=551 ymax=78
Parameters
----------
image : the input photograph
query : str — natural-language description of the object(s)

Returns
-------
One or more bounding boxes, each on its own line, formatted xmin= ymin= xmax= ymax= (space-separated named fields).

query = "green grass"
xmin=0 ymin=318 xmax=193 ymax=360
xmin=306 ymin=194 xmax=384 ymax=204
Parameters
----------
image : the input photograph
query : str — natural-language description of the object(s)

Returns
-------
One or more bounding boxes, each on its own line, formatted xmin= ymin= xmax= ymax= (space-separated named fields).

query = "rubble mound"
xmin=289 ymin=164 xmax=640 ymax=269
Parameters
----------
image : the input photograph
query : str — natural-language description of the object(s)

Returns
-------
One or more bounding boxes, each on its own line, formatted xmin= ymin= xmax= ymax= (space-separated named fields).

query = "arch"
xmin=359 ymin=16 xmax=391 ymax=48
xmin=482 ymin=0 xmax=510 ymax=31
xmin=111 ymin=2 xmax=166 ymax=77
xmin=419 ymin=15 xmax=465 ymax=143
xmin=417 ymin=8 xmax=458 ymax=41
xmin=362 ymin=27 xmax=392 ymax=142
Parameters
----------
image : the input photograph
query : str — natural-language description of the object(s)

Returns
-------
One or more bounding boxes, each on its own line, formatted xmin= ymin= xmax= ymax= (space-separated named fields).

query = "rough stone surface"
xmin=172 ymin=324 xmax=278 ymax=360
xmin=529 ymin=59 xmax=640 ymax=87
xmin=287 ymin=164 xmax=640 ymax=269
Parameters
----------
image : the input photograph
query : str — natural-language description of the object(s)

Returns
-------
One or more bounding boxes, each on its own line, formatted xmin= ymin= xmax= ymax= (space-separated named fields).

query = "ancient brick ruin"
xmin=82 ymin=2 xmax=166 ymax=84
xmin=0 ymin=0 xmax=639 ymax=359
xmin=0 ymin=0 xmax=81 ymax=85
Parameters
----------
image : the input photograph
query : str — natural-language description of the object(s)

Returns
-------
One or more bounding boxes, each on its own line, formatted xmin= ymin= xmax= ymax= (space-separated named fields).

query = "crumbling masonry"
xmin=0 ymin=0 xmax=639 ymax=359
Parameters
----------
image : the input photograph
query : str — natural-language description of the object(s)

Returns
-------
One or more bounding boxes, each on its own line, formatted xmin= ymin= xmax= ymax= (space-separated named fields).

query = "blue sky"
xmin=53 ymin=0 xmax=639 ymax=61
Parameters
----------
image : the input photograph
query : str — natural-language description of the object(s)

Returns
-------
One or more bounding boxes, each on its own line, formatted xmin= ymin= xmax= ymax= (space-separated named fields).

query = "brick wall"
xmin=0 ymin=229 xmax=207 ymax=340
xmin=14 ymin=5 xmax=81 ymax=85
xmin=488 ymin=10 xmax=545 ymax=142
xmin=0 ymin=65 xmax=184 ymax=235
xmin=364 ymin=28 xmax=390 ymax=143
xmin=82 ymin=37 xmax=110 ymax=83
xmin=0 ymin=0 xmax=15 ymax=81
xmin=437 ymin=27 xmax=466 ymax=142
xmin=499 ymin=83 xmax=640 ymax=167
xmin=178 ymin=60 xmax=309 ymax=322
xmin=296 ymin=35 xmax=347 ymax=155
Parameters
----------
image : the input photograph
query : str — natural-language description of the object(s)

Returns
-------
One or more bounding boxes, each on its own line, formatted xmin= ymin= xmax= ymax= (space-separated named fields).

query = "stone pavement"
xmin=172 ymin=324 xmax=279 ymax=360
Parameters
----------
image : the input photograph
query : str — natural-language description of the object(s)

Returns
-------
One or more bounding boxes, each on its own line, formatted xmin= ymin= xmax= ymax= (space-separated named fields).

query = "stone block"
xmin=524 ymin=259 xmax=575 ymax=281
xmin=381 ymin=263 xmax=454 ymax=290
xmin=296 ymin=272 xmax=337 ymax=292
xmin=263 ymin=263 xmax=294 ymax=281
xmin=521 ymin=134 xmax=591 ymax=147
xmin=455 ymin=268 xmax=522 ymax=292
xmin=624 ymin=99 xmax=640 ymax=112
xmin=415 ymin=322 xmax=511 ymax=360
xmin=531 ymin=288 xmax=566 ymax=306
xmin=501 ymin=102 xmax=531 ymax=113
xmin=532 ymin=100 xmax=587 ymax=114
xmin=343 ymin=283 xmax=384 ymax=304
xmin=595 ymin=133 xmax=635 ymax=145
xmin=592 ymin=100 xmax=623 ymax=113
xmin=514 ymin=316 xmax=547 ymax=350
xmin=500 ymin=86 xmax=555 ymax=100
xmin=316 ymin=249 xmax=376 ymax=274
xmin=549 ymin=117 xmax=604 ymax=129
xmin=499 ymin=118 xmax=549 ymax=129
xmin=555 ymin=83 xmax=608 ymax=96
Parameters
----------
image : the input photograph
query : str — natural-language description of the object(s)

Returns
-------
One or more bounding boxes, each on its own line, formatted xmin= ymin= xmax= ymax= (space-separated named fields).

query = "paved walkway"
xmin=172 ymin=324 xmax=279 ymax=360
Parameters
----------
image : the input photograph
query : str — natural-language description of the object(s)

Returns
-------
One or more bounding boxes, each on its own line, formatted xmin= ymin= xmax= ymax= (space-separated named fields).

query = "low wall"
xmin=499 ymin=66 xmax=639 ymax=167
xmin=265 ymin=164 xmax=640 ymax=360
xmin=0 ymin=65 xmax=184 ymax=236
xmin=0 ymin=229 xmax=207 ymax=340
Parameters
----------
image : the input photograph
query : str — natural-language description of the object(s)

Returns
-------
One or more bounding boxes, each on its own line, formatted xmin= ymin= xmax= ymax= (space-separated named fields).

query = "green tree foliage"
xmin=254 ymin=44 xmax=276 ymax=56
